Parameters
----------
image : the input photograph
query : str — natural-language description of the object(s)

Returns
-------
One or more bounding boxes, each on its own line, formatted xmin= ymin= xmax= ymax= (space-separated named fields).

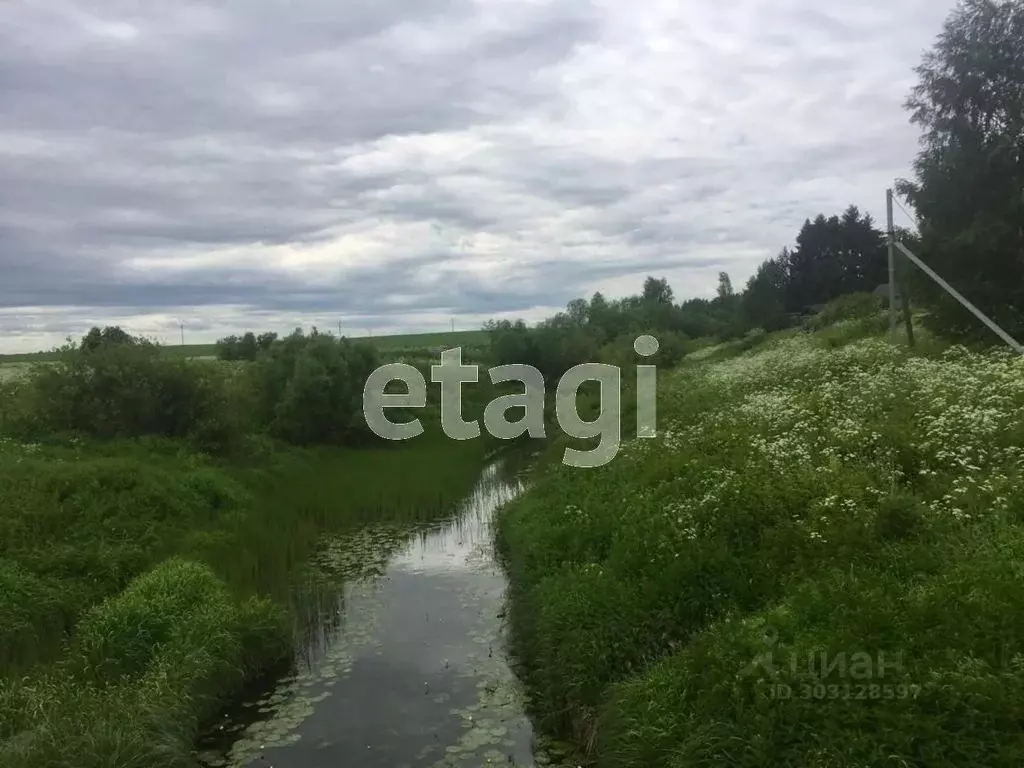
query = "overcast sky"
xmin=1 ymin=0 xmax=953 ymax=353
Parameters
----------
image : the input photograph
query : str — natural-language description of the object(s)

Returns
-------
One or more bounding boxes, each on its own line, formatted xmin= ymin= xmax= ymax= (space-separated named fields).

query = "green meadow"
xmin=0 ymin=329 xmax=486 ymax=366
xmin=0 ymin=345 xmax=218 ymax=364
xmin=351 ymin=329 xmax=489 ymax=351
xmin=496 ymin=314 xmax=1024 ymax=766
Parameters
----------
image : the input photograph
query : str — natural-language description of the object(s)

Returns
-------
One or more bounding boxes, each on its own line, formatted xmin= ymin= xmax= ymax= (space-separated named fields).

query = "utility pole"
xmin=895 ymin=239 xmax=1023 ymax=355
xmin=884 ymin=187 xmax=1021 ymax=356
xmin=886 ymin=188 xmax=897 ymax=341
xmin=897 ymin=258 xmax=916 ymax=348
xmin=888 ymin=190 xmax=916 ymax=347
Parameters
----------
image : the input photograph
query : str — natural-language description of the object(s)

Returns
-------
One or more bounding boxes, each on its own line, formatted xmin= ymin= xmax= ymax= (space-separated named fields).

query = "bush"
xmin=73 ymin=558 xmax=286 ymax=686
xmin=806 ymin=291 xmax=883 ymax=331
xmin=249 ymin=328 xmax=381 ymax=445
xmin=597 ymin=330 xmax=690 ymax=373
xmin=215 ymin=331 xmax=277 ymax=361
xmin=74 ymin=559 xmax=241 ymax=681
xmin=0 ymin=447 xmax=257 ymax=674
xmin=19 ymin=330 xmax=248 ymax=452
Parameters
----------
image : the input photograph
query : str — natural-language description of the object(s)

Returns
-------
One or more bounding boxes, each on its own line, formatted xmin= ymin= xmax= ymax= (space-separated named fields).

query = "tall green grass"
xmin=0 ymin=558 xmax=288 ymax=768
xmin=496 ymin=323 xmax=1024 ymax=766
xmin=0 ymin=431 xmax=488 ymax=767
xmin=0 ymin=433 xmax=486 ymax=672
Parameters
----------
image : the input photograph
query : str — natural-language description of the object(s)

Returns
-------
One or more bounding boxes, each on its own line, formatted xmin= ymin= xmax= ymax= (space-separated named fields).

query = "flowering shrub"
xmin=497 ymin=327 xmax=1024 ymax=765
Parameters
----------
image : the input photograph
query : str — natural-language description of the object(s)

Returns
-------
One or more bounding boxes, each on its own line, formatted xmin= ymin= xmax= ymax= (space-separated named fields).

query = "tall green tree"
xmin=897 ymin=0 xmax=1024 ymax=341
xmin=716 ymin=272 xmax=734 ymax=301
xmin=642 ymin=276 xmax=674 ymax=304
xmin=80 ymin=326 xmax=136 ymax=353
xmin=742 ymin=251 xmax=790 ymax=331
xmin=784 ymin=209 xmax=886 ymax=312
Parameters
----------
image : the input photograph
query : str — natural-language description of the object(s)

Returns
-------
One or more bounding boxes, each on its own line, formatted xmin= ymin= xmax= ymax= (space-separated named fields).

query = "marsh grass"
xmin=0 ymin=429 xmax=488 ymax=767
xmin=0 ymin=559 xmax=290 ymax=768
xmin=496 ymin=323 xmax=1024 ymax=766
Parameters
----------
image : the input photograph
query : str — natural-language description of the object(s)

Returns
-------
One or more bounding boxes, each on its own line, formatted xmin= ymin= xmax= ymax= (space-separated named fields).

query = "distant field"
xmin=0 ymin=362 xmax=40 ymax=382
xmin=0 ymin=344 xmax=218 ymax=363
xmin=166 ymin=344 xmax=218 ymax=358
xmin=0 ymin=331 xmax=487 ymax=363
xmin=0 ymin=351 xmax=58 ymax=363
xmin=349 ymin=330 xmax=488 ymax=350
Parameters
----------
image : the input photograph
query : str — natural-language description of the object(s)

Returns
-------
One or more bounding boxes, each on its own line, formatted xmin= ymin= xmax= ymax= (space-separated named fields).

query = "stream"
xmin=196 ymin=450 xmax=564 ymax=768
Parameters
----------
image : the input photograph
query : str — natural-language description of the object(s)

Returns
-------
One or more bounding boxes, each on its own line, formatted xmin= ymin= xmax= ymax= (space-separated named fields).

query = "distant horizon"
xmin=0 ymin=322 xmax=492 ymax=357
xmin=0 ymin=276 xmax=730 ymax=355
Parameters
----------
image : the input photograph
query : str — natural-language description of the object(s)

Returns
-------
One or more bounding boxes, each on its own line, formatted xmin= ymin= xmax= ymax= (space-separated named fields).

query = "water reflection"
xmin=197 ymin=449 xmax=548 ymax=768
xmin=392 ymin=462 xmax=526 ymax=574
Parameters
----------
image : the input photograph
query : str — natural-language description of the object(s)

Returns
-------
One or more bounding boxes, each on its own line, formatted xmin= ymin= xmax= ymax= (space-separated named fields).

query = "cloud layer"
xmin=1 ymin=0 xmax=953 ymax=351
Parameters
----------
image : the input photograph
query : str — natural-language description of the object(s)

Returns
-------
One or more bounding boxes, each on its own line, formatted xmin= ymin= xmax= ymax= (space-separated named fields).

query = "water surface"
xmin=198 ymin=453 xmax=562 ymax=768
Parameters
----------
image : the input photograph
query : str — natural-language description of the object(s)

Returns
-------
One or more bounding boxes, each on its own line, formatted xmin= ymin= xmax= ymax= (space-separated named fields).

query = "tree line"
xmin=1 ymin=326 xmax=385 ymax=452
xmin=484 ymin=205 xmax=899 ymax=380
xmin=215 ymin=331 xmax=278 ymax=361
xmin=6 ymin=2 xmax=1017 ymax=454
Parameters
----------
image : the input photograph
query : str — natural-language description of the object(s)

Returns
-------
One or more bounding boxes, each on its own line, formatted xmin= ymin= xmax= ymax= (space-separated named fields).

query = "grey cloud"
xmin=0 ymin=0 xmax=602 ymax=311
xmin=0 ymin=0 xmax=959 ymax=351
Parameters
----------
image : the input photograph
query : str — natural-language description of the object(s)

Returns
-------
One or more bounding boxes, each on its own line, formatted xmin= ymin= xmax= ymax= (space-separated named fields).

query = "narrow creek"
xmin=197 ymin=450 xmax=564 ymax=768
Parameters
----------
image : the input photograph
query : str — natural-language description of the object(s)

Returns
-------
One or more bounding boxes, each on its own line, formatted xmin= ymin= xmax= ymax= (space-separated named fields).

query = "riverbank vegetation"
xmin=0 ymin=326 xmax=496 ymax=767
xmin=497 ymin=313 xmax=1024 ymax=766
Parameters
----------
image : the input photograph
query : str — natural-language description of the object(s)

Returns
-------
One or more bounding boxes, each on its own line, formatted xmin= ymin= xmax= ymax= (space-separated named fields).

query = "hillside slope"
xmin=497 ymin=322 xmax=1024 ymax=766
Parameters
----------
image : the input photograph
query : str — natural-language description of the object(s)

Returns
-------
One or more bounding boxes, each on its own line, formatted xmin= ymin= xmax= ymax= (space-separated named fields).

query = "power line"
xmin=892 ymin=193 xmax=920 ymax=229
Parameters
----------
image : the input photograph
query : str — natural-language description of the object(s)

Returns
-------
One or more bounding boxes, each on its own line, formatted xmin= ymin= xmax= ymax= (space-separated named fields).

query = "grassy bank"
xmin=0 ymin=433 xmax=488 ymax=767
xmin=496 ymin=317 xmax=1024 ymax=766
xmin=0 ymin=322 xmax=504 ymax=767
